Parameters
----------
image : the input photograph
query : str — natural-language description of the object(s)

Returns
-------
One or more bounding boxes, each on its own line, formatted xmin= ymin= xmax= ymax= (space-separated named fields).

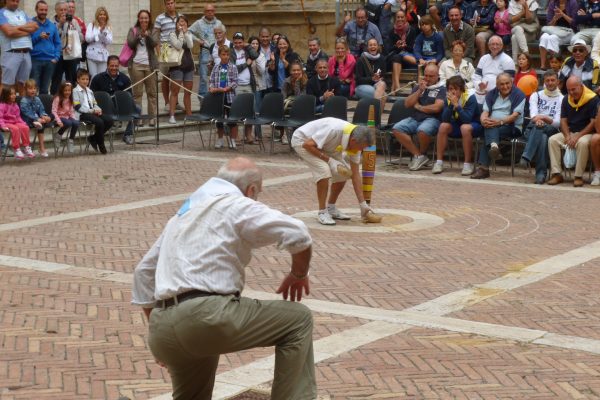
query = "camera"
xmin=66 ymin=14 xmax=73 ymax=22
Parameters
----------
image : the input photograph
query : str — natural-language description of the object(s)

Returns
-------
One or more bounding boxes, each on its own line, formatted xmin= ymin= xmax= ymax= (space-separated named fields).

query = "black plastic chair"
xmin=245 ymin=92 xmax=285 ymax=153
xmin=380 ymin=98 xmax=410 ymax=164
xmin=182 ymin=92 xmax=224 ymax=150
xmin=321 ymin=96 xmax=347 ymax=121
xmin=115 ymin=90 xmax=151 ymax=150
xmin=213 ymin=93 xmax=255 ymax=152
xmin=94 ymin=91 xmax=118 ymax=152
xmin=273 ymin=94 xmax=316 ymax=154
xmin=352 ymin=97 xmax=381 ymax=128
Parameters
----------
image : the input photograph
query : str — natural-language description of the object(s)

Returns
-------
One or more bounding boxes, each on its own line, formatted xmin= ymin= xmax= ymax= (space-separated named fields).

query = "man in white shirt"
xmin=472 ymin=35 xmax=515 ymax=104
xmin=132 ymin=157 xmax=316 ymax=400
xmin=291 ymin=118 xmax=376 ymax=225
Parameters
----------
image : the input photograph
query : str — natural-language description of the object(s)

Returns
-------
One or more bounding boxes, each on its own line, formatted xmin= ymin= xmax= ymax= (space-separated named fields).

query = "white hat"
xmin=568 ymin=39 xmax=591 ymax=53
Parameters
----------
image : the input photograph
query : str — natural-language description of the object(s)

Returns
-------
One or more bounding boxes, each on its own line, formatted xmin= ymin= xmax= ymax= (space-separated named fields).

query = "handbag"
xmin=63 ymin=25 xmax=82 ymax=60
xmin=159 ymin=42 xmax=183 ymax=67
xmin=365 ymin=0 xmax=388 ymax=24
xmin=119 ymin=28 xmax=136 ymax=67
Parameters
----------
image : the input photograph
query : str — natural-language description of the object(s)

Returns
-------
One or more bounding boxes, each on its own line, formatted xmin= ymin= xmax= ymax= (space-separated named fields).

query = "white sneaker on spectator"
xmin=229 ymin=139 xmax=237 ymax=149
xmin=53 ymin=133 xmax=61 ymax=148
xmin=24 ymin=146 xmax=35 ymax=158
xmin=317 ymin=212 xmax=336 ymax=225
xmin=67 ymin=139 xmax=75 ymax=153
xmin=591 ymin=171 xmax=600 ymax=186
xmin=33 ymin=121 xmax=43 ymax=129
xmin=461 ymin=164 xmax=475 ymax=176
xmin=327 ymin=205 xmax=351 ymax=220
xmin=281 ymin=134 xmax=289 ymax=145
xmin=409 ymin=155 xmax=429 ymax=171
xmin=432 ymin=162 xmax=443 ymax=174
xmin=14 ymin=148 xmax=25 ymax=160
xmin=168 ymin=115 xmax=176 ymax=124
xmin=38 ymin=150 xmax=49 ymax=158
xmin=215 ymin=138 xmax=224 ymax=149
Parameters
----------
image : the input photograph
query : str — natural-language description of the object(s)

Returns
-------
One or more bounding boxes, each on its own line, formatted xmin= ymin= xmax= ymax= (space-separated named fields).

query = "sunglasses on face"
xmin=573 ymin=47 xmax=587 ymax=53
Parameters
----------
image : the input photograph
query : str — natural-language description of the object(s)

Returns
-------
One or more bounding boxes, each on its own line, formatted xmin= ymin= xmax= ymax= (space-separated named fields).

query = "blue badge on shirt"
xmin=177 ymin=198 xmax=191 ymax=216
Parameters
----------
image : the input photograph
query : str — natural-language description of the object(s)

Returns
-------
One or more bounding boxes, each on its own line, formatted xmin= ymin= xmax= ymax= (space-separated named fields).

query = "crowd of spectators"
xmin=1 ymin=0 xmax=600 ymax=186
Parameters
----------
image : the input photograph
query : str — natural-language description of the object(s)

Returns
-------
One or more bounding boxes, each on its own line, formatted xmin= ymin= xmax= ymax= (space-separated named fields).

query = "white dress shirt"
xmin=131 ymin=178 xmax=312 ymax=307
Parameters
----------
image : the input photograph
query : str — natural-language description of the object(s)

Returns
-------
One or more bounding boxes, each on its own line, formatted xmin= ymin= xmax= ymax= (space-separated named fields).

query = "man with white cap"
xmin=291 ymin=117 xmax=376 ymax=225
xmin=559 ymin=38 xmax=600 ymax=92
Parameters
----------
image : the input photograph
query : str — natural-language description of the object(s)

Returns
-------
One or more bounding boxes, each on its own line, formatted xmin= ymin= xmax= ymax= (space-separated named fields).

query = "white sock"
xmin=464 ymin=162 xmax=472 ymax=168
xmin=327 ymin=204 xmax=336 ymax=211
xmin=319 ymin=209 xmax=328 ymax=215
xmin=436 ymin=160 xmax=443 ymax=165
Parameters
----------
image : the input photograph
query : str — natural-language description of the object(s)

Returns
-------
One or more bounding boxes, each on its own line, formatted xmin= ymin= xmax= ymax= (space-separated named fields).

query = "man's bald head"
xmin=566 ymin=76 xmax=584 ymax=101
xmin=217 ymin=157 xmax=263 ymax=199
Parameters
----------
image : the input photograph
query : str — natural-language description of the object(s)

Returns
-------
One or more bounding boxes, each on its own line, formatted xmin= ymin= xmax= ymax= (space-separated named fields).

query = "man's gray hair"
xmin=55 ymin=0 xmax=67 ymax=11
xmin=214 ymin=22 xmax=226 ymax=33
xmin=496 ymin=72 xmax=513 ymax=83
xmin=217 ymin=161 xmax=262 ymax=193
xmin=350 ymin=126 xmax=375 ymax=146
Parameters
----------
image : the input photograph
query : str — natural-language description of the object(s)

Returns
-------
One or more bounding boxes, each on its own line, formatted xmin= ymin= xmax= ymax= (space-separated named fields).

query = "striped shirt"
xmin=153 ymin=12 xmax=178 ymax=43
xmin=131 ymin=178 xmax=312 ymax=308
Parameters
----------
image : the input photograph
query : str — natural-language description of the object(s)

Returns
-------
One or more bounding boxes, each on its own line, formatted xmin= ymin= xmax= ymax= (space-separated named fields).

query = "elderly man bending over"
xmin=132 ymin=157 xmax=316 ymax=399
xmin=292 ymin=117 xmax=375 ymax=225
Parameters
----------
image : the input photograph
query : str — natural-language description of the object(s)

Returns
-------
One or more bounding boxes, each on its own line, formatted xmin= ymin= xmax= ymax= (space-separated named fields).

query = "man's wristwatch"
xmin=500 ymin=120 xmax=504 ymax=126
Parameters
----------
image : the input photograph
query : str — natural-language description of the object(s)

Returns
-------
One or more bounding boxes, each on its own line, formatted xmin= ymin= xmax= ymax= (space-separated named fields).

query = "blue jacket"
xmin=31 ymin=17 xmax=61 ymax=61
xmin=441 ymin=94 xmax=480 ymax=124
xmin=20 ymin=96 xmax=47 ymax=124
xmin=484 ymin=86 xmax=525 ymax=117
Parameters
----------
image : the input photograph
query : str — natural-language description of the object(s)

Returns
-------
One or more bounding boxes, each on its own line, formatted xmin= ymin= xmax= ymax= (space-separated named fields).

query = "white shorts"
xmin=294 ymin=145 xmax=350 ymax=183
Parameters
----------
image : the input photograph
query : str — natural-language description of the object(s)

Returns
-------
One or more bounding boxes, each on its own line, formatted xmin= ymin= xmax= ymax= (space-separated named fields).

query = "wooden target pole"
xmin=361 ymin=105 xmax=377 ymax=205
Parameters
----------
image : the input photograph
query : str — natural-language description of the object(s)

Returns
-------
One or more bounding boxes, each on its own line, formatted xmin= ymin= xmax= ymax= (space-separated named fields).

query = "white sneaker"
xmin=489 ymin=142 xmax=501 ymax=161
xmin=33 ymin=121 xmax=43 ymax=129
xmin=229 ymin=139 xmax=237 ymax=149
xmin=24 ymin=146 xmax=35 ymax=158
xmin=14 ymin=148 xmax=25 ymax=160
xmin=38 ymin=150 xmax=49 ymax=158
xmin=317 ymin=212 xmax=336 ymax=225
xmin=67 ymin=139 xmax=75 ymax=153
xmin=53 ymin=132 xmax=61 ymax=148
xmin=591 ymin=172 xmax=600 ymax=186
xmin=281 ymin=134 xmax=289 ymax=145
xmin=168 ymin=115 xmax=177 ymax=124
xmin=432 ymin=163 xmax=443 ymax=174
xmin=409 ymin=155 xmax=429 ymax=171
xmin=327 ymin=206 xmax=351 ymax=220
xmin=215 ymin=138 xmax=224 ymax=149
xmin=461 ymin=164 xmax=475 ymax=176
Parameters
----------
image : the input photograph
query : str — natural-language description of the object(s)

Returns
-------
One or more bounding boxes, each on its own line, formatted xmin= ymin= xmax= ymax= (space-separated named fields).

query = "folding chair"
xmin=182 ymin=92 xmax=224 ymax=150
xmin=321 ymin=96 xmax=348 ymax=121
xmin=0 ymin=129 xmax=11 ymax=163
xmin=380 ymin=98 xmax=411 ymax=164
xmin=213 ymin=93 xmax=254 ymax=152
xmin=245 ymin=92 xmax=285 ymax=153
xmin=273 ymin=94 xmax=316 ymax=154
xmin=352 ymin=97 xmax=381 ymax=128
xmin=115 ymin=91 xmax=152 ymax=150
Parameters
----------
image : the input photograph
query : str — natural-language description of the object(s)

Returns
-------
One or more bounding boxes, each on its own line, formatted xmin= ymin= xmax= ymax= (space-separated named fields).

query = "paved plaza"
xmin=1 ymin=129 xmax=600 ymax=399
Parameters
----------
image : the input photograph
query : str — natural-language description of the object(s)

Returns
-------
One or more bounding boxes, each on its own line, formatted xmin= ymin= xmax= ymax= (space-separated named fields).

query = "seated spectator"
xmin=549 ymin=53 xmax=565 ymax=74
xmin=429 ymin=0 xmax=471 ymax=30
xmin=328 ymin=37 xmax=356 ymax=98
xmin=509 ymin=0 xmax=540 ymax=63
xmin=592 ymin=127 xmax=600 ymax=185
xmin=20 ymin=79 xmax=52 ymax=158
xmin=515 ymin=52 xmax=538 ymax=90
xmin=472 ymin=73 xmax=525 ymax=179
xmin=85 ymin=7 xmax=113 ymax=79
xmin=443 ymin=6 xmax=475 ymax=63
xmin=305 ymin=37 xmax=328 ymax=79
xmin=73 ymin=69 xmax=113 ymax=156
xmin=388 ymin=10 xmax=418 ymax=93
xmin=0 ymin=87 xmax=34 ymax=159
xmin=558 ymin=39 xmax=600 ymax=92
xmin=401 ymin=0 xmax=422 ymax=28
xmin=282 ymin=61 xmax=308 ymax=110
xmin=472 ymin=35 xmax=515 ymax=104
xmin=471 ymin=0 xmax=498 ymax=59
xmin=519 ymin=71 xmax=564 ymax=184
xmin=548 ymin=76 xmax=598 ymax=186
xmin=493 ymin=0 xmax=512 ymax=47
xmin=571 ymin=0 xmax=600 ymax=45
xmin=391 ymin=64 xmax=446 ymax=171
xmin=354 ymin=38 xmax=387 ymax=112
xmin=307 ymin=59 xmax=341 ymax=113
xmin=414 ymin=15 xmax=444 ymax=74
xmin=209 ymin=45 xmax=238 ymax=150
xmin=168 ymin=15 xmax=194 ymax=124
xmin=268 ymin=35 xmax=300 ymax=93
xmin=335 ymin=7 xmax=383 ymax=57
xmin=439 ymin=40 xmax=475 ymax=91
xmin=539 ymin=0 xmax=578 ymax=70
xmin=51 ymin=81 xmax=81 ymax=154
xmin=432 ymin=76 xmax=482 ymax=175
xmin=90 ymin=55 xmax=136 ymax=144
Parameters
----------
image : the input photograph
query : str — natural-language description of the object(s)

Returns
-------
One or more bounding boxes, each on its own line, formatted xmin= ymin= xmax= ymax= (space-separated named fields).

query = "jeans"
xmin=30 ymin=59 xmax=56 ymax=95
xmin=123 ymin=104 xmax=142 ymax=136
xmin=198 ymin=50 xmax=210 ymax=97
xmin=522 ymin=124 xmax=557 ymax=178
xmin=57 ymin=118 xmax=80 ymax=140
xmin=479 ymin=125 xmax=521 ymax=167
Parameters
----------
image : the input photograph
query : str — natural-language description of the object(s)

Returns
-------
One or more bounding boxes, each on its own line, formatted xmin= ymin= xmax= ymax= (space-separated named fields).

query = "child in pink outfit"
xmin=494 ymin=0 xmax=512 ymax=46
xmin=0 ymin=87 xmax=34 ymax=160
xmin=51 ymin=82 xmax=79 ymax=147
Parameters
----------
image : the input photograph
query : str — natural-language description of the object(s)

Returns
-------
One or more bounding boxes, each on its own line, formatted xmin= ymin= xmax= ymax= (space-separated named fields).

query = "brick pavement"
xmin=1 ymin=137 xmax=600 ymax=399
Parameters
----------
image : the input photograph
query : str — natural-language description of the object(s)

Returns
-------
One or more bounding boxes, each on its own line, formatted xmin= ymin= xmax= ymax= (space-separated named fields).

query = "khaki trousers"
xmin=548 ymin=132 xmax=592 ymax=177
xmin=129 ymin=63 xmax=158 ymax=117
xmin=148 ymin=294 xmax=316 ymax=400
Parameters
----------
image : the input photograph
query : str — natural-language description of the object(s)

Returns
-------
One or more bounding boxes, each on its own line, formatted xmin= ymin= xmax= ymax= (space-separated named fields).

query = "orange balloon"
xmin=517 ymin=75 xmax=539 ymax=96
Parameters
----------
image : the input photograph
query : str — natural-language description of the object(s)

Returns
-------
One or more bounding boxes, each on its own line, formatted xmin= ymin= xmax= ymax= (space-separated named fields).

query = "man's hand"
xmin=328 ymin=157 xmax=344 ymax=173
xmin=276 ymin=273 xmax=310 ymax=302
xmin=359 ymin=200 xmax=373 ymax=218
xmin=566 ymin=133 xmax=580 ymax=148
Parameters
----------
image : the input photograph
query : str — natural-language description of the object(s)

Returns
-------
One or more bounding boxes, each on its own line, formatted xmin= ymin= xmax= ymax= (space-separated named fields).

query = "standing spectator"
xmin=66 ymin=1 xmax=85 ymax=37
xmin=51 ymin=81 xmax=79 ymax=154
xmin=257 ymin=26 xmax=275 ymax=101
xmin=90 ymin=56 xmax=136 ymax=144
xmin=472 ymin=73 xmax=525 ymax=179
xmin=20 ymin=79 xmax=52 ymax=157
xmin=547 ymin=76 xmax=598 ymax=186
xmin=366 ymin=0 xmax=396 ymax=46
xmin=168 ymin=15 xmax=194 ymax=124
xmin=539 ymin=0 xmax=578 ymax=70
xmin=439 ymin=40 xmax=475 ymax=90
xmin=471 ymin=0 xmax=498 ymax=59
xmin=51 ymin=1 xmax=83 ymax=94
xmin=85 ymin=7 xmax=112 ymax=79
xmin=391 ymin=64 xmax=446 ymax=171
xmin=0 ymin=0 xmax=38 ymax=95
xmin=152 ymin=0 xmax=179 ymax=111
xmin=73 ymin=69 xmax=112 ymax=155
xmin=305 ymin=37 xmax=328 ymax=79
xmin=307 ymin=59 xmax=341 ymax=113
xmin=231 ymin=32 xmax=258 ymax=143
xmin=493 ymin=0 xmax=512 ymax=47
xmin=388 ymin=10 xmax=418 ymax=93
xmin=328 ymin=37 xmax=356 ymax=98
xmin=354 ymin=37 xmax=387 ymax=112
xmin=208 ymin=23 xmax=230 ymax=70
xmin=0 ymin=87 xmax=34 ymax=159
xmin=558 ymin=39 xmax=599 ymax=92
xmin=209 ymin=45 xmax=238 ymax=149
xmin=443 ymin=6 xmax=475 ymax=63
xmin=127 ymin=9 xmax=158 ymax=127
xmin=248 ymin=35 xmax=266 ymax=142
xmin=30 ymin=0 xmax=61 ymax=95
xmin=414 ymin=15 xmax=444 ymax=70
xmin=268 ymin=35 xmax=299 ymax=93
xmin=335 ymin=7 xmax=383 ymax=57
xmin=188 ymin=3 xmax=220 ymax=98
xmin=519 ymin=70 xmax=564 ymax=184
xmin=472 ymin=35 xmax=515 ymax=104
xmin=509 ymin=0 xmax=540 ymax=63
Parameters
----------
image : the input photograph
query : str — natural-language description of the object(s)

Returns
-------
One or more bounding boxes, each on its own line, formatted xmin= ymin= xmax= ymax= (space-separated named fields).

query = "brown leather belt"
xmin=8 ymin=48 xmax=30 ymax=53
xmin=159 ymin=289 xmax=219 ymax=308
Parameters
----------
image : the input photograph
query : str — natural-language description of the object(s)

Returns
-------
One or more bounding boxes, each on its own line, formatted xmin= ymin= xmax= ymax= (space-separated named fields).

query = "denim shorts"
xmin=393 ymin=117 xmax=440 ymax=137
xmin=170 ymin=68 xmax=194 ymax=82
xmin=449 ymin=121 xmax=483 ymax=138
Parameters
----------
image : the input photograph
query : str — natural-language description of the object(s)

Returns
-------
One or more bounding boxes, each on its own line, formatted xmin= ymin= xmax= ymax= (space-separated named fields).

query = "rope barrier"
xmin=379 ymin=81 xmax=417 ymax=99
xmin=121 ymin=69 xmax=159 ymax=93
